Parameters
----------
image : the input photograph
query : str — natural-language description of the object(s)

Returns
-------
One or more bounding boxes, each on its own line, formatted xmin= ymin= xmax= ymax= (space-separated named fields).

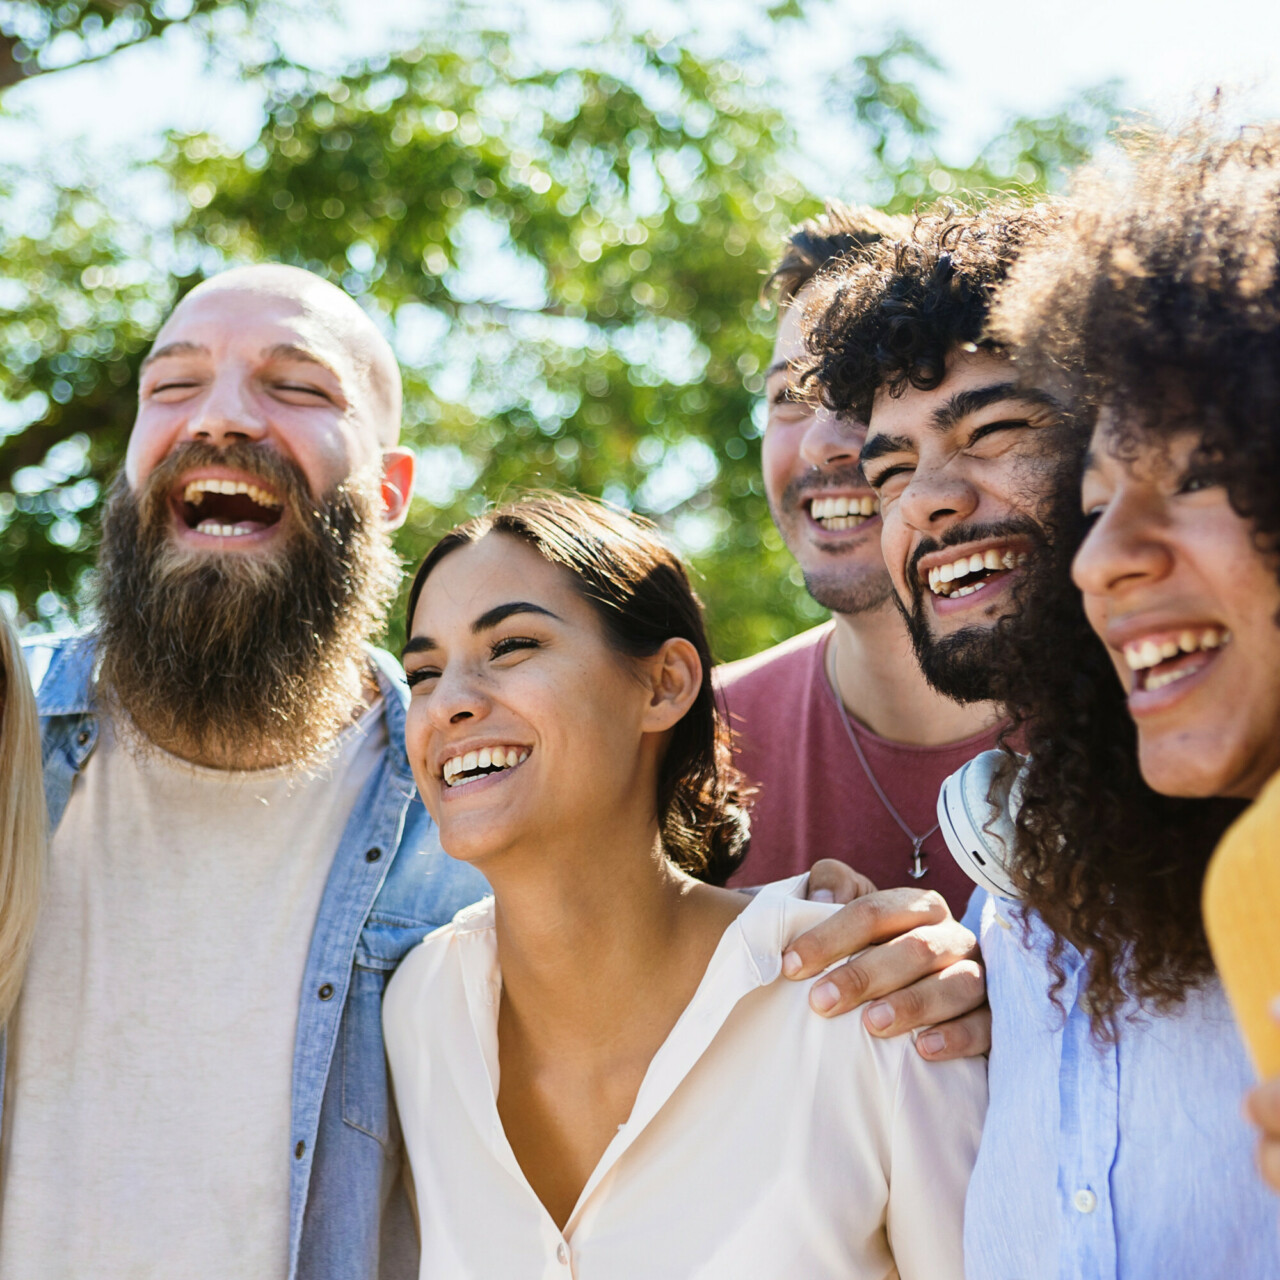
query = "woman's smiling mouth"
xmin=441 ymin=745 xmax=531 ymax=790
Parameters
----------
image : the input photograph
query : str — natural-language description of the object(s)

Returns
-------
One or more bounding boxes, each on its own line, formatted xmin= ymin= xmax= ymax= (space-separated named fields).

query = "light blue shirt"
xmin=21 ymin=633 xmax=489 ymax=1280
xmin=966 ymin=889 xmax=1280 ymax=1280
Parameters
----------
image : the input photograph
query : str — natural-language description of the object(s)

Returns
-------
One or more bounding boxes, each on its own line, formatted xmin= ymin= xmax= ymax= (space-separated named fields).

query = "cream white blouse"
xmin=383 ymin=877 xmax=987 ymax=1280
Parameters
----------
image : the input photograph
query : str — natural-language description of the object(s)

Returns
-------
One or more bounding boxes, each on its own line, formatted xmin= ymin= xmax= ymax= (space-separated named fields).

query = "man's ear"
xmin=380 ymin=448 xmax=415 ymax=529
xmin=639 ymin=638 xmax=702 ymax=734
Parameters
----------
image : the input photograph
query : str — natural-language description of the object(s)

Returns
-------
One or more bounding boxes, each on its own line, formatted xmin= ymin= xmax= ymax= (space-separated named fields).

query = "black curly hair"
xmin=763 ymin=202 xmax=912 ymax=303
xmin=406 ymin=492 xmax=750 ymax=887
xmin=980 ymin=117 xmax=1280 ymax=1032
xmin=795 ymin=201 xmax=1062 ymax=420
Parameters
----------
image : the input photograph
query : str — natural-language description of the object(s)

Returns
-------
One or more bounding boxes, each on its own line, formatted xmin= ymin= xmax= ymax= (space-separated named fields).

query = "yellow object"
xmin=1203 ymin=770 xmax=1280 ymax=1078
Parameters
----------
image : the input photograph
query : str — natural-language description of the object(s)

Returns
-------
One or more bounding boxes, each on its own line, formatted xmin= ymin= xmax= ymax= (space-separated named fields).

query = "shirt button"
xmin=318 ymin=984 xmax=334 ymax=1000
xmin=294 ymin=1140 xmax=306 ymax=1159
xmin=365 ymin=847 xmax=382 ymax=863
xmin=556 ymin=1242 xmax=569 ymax=1265
xmin=77 ymin=729 xmax=91 ymax=746
xmin=1073 ymin=1188 xmax=1097 ymax=1214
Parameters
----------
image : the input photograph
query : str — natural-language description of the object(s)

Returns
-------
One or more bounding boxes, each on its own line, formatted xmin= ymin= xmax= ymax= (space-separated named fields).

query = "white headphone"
xmin=936 ymin=748 xmax=1026 ymax=901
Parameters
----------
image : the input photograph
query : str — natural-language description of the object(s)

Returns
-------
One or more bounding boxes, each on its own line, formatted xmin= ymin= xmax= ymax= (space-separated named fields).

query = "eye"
xmin=865 ymin=463 xmax=912 ymax=498
xmin=491 ymin=635 xmax=540 ymax=660
xmin=274 ymin=383 xmax=332 ymax=401
xmin=966 ymin=418 xmax=1030 ymax=450
xmin=1177 ymin=470 xmax=1219 ymax=495
xmin=404 ymin=666 xmax=439 ymax=689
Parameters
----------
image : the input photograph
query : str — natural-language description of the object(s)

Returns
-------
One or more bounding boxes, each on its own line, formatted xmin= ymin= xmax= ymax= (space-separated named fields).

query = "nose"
xmin=798 ymin=407 xmax=865 ymax=471
xmin=1071 ymin=491 xmax=1173 ymax=599
xmin=426 ymin=662 xmax=491 ymax=732
xmin=181 ymin=370 xmax=268 ymax=448
xmin=897 ymin=458 xmax=980 ymax=536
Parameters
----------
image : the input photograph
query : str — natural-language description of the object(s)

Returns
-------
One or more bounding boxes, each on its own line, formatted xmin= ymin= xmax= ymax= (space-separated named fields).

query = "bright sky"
xmin=4 ymin=0 xmax=1279 ymax=182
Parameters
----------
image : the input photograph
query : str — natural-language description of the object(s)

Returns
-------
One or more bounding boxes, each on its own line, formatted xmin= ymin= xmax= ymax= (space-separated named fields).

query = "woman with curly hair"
xmin=0 ymin=611 xmax=44 ymax=1026
xmin=983 ymin=116 xmax=1280 ymax=1269
xmin=382 ymin=493 xmax=985 ymax=1279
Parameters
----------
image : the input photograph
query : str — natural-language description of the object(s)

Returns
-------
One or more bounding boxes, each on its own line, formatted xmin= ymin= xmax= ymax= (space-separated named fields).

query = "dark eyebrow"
xmin=472 ymin=601 xmax=560 ymax=632
xmin=766 ymin=360 xmax=790 ymax=378
xmin=401 ymin=601 xmax=560 ymax=661
xmin=141 ymin=340 xmax=207 ymax=369
xmin=262 ymin=343 xmax=339 ymax=375
xmin=401 ymin=635 xmax=437 ymax=659
xmin=930 ymin=382 xmax=1060 ymax=430
xmin=859 ymin=432 xmax=917 ymax=468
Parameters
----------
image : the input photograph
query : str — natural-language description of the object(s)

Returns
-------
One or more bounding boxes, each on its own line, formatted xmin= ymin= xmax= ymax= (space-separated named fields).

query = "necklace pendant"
xmin=908 ymin=837 xmax=928 ymax=880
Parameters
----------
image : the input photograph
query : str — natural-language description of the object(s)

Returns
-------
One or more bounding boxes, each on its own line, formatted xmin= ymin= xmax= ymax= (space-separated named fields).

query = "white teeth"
xmin=926 ymin=545 xmax=1026 ymax=596
xmin=183 ymin=478 xmax=283 ymax=508
xmin=810 ymin=495 xmax=877 ymax=524
xmin=195 ymin=520 xmax=258 ymax=537
xmin=1123 ymin=628 xmax=1232 ymax=672
xmin=441 ymin=746 xmax=530 ymax=786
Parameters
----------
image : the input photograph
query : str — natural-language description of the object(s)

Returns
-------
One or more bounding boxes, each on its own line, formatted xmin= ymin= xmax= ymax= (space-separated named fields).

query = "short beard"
xmin=802 ymin=566 xmax=894 ymax=617
xmin=900 ymin=517 xmax=1049 ymax=705
xmin=773 ymin=463 xmax=893 ymax=618
xmin=95 ymin=442 xmax=401 ymax=769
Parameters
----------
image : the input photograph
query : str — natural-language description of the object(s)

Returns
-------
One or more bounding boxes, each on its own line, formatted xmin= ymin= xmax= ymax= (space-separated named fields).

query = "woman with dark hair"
xmin=383 ymin=492 xmax=984 ymax=1278
xmin=979 ymin=116 xmax=1280 ymax=1258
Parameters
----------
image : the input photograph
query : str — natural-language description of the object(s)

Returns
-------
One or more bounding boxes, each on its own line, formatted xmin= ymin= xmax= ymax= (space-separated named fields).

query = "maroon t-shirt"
xmin=715 ymin=623 xmax=1000 ymax=916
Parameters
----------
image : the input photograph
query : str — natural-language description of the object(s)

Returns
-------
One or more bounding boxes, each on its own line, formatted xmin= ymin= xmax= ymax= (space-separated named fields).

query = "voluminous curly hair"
xmin=796 ymin=200 xmax=1061 ymax=421
xmin=763 ymin=202 xmax=912 ymax=303
xmin=406 ymin=492 xmax=750 ymax=887
xmin=981 ymin=116 xmax=1280 ymax=1032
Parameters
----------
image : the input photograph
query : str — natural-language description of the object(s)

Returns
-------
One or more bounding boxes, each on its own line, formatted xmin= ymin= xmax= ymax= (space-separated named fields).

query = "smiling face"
xmin=1073 ymin=418 xmax=1280 ymax=800
xmin=859 ymin=347 xmax=1066 ymax=701
xmin=126 ymin=265 xmax=410 ymax=555
xmin=761 ymin=290 xmax=891 ymax=616
xmin=403 ymin=534 xmax=689 ymax=868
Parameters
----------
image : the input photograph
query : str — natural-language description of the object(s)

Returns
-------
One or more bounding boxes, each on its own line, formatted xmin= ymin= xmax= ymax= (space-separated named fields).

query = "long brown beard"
xmin=95 ymin=442 xmax=401 ymax=769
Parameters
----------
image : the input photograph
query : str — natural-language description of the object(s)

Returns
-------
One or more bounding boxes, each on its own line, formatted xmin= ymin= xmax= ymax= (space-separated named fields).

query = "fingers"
xmin=805 ymin=924 xmax=982 ymax=1021
xmin=1246 ymin=1078 xmax=1280 ymax=1193
xmin=806 ymin=859 xmax=878 ymax=906
xmin=782 ymin=887 xmax=952 ymax=981
xmin=914 ymin=1005 xmax=992 ymax=1062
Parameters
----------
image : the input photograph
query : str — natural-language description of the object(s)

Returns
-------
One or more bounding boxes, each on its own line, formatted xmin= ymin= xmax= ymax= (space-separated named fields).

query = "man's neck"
xmin=826 ymin=605 xmax=1001 ymax=747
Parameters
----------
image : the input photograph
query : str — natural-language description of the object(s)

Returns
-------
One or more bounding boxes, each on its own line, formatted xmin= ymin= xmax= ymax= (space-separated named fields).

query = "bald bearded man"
xmin=8 ymin=266 xmax=488 ymax=1280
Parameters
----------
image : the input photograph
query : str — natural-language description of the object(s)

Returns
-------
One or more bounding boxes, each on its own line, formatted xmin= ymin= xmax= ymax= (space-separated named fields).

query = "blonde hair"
xmin=0 ymin=613 xmax=44 ymax=1024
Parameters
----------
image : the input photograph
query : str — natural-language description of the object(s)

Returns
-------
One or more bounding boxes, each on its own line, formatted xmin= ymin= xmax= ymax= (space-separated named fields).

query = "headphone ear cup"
xmin=937 ymin=749 xmax=1024 ymax=900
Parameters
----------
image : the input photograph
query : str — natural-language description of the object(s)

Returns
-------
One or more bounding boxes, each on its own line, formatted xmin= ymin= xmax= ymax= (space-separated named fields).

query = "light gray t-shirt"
xmin=0 ymin=707 xmax=385 ymax=1279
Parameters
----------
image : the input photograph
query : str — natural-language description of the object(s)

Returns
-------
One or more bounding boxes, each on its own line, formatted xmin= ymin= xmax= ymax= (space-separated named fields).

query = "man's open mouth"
xmin=807 ymin=495 xmax=878 ymax=532
xmin=441 ymin=745 xmax=531 ymax=788
xmin=177 ymin=477 xmax=285 ymax=537
xmin=1123 ymin=626 xmax=1231 ymax=693
xmin=925 ymin=545 xmax=1028 ymax=599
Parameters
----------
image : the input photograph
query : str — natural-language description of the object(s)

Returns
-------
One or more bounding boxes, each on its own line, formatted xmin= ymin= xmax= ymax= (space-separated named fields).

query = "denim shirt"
xmin=18 ymin=632 xmax=489 ymax=1280
xmin=966 ymin=889 xmax=1280 ymax=1280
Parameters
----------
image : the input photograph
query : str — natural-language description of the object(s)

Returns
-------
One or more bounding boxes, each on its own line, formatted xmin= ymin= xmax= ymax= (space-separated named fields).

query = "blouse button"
xmin=556 ymin=1242 xmax=569 ymax=1265
xmin=1072 ymin=1188 xmax=1098 ymax=1214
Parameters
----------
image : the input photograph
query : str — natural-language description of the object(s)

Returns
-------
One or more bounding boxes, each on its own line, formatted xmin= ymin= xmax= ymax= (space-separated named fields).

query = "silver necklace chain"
xmin=825 ymin=640 xmax=938 ymax=880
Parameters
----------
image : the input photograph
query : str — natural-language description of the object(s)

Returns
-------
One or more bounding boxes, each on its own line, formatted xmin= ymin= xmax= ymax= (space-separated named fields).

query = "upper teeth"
xmin=810 ymin=496 xmax=877 ymax=521
xmin=442 ymin=746 xmax=530 ymax=785
xmin=184 ymin=478 xmax=282 ymax=508
xmin=1123 ymin=628 xmax=1231 ymax=672
xmin=926 ymin=548 xmax=1026 ymax=595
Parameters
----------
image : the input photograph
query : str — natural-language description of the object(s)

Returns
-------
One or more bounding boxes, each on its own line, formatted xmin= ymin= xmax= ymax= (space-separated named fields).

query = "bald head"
xmin=160 ymin=264 xmax=402 ymax=445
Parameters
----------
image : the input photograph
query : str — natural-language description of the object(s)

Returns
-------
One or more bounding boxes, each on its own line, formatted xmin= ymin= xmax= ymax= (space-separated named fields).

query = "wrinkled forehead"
xmin=155 ymin=286 xmax=354 ymax=368
xmin=151 ymin=278 xmax=402 ymax=441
